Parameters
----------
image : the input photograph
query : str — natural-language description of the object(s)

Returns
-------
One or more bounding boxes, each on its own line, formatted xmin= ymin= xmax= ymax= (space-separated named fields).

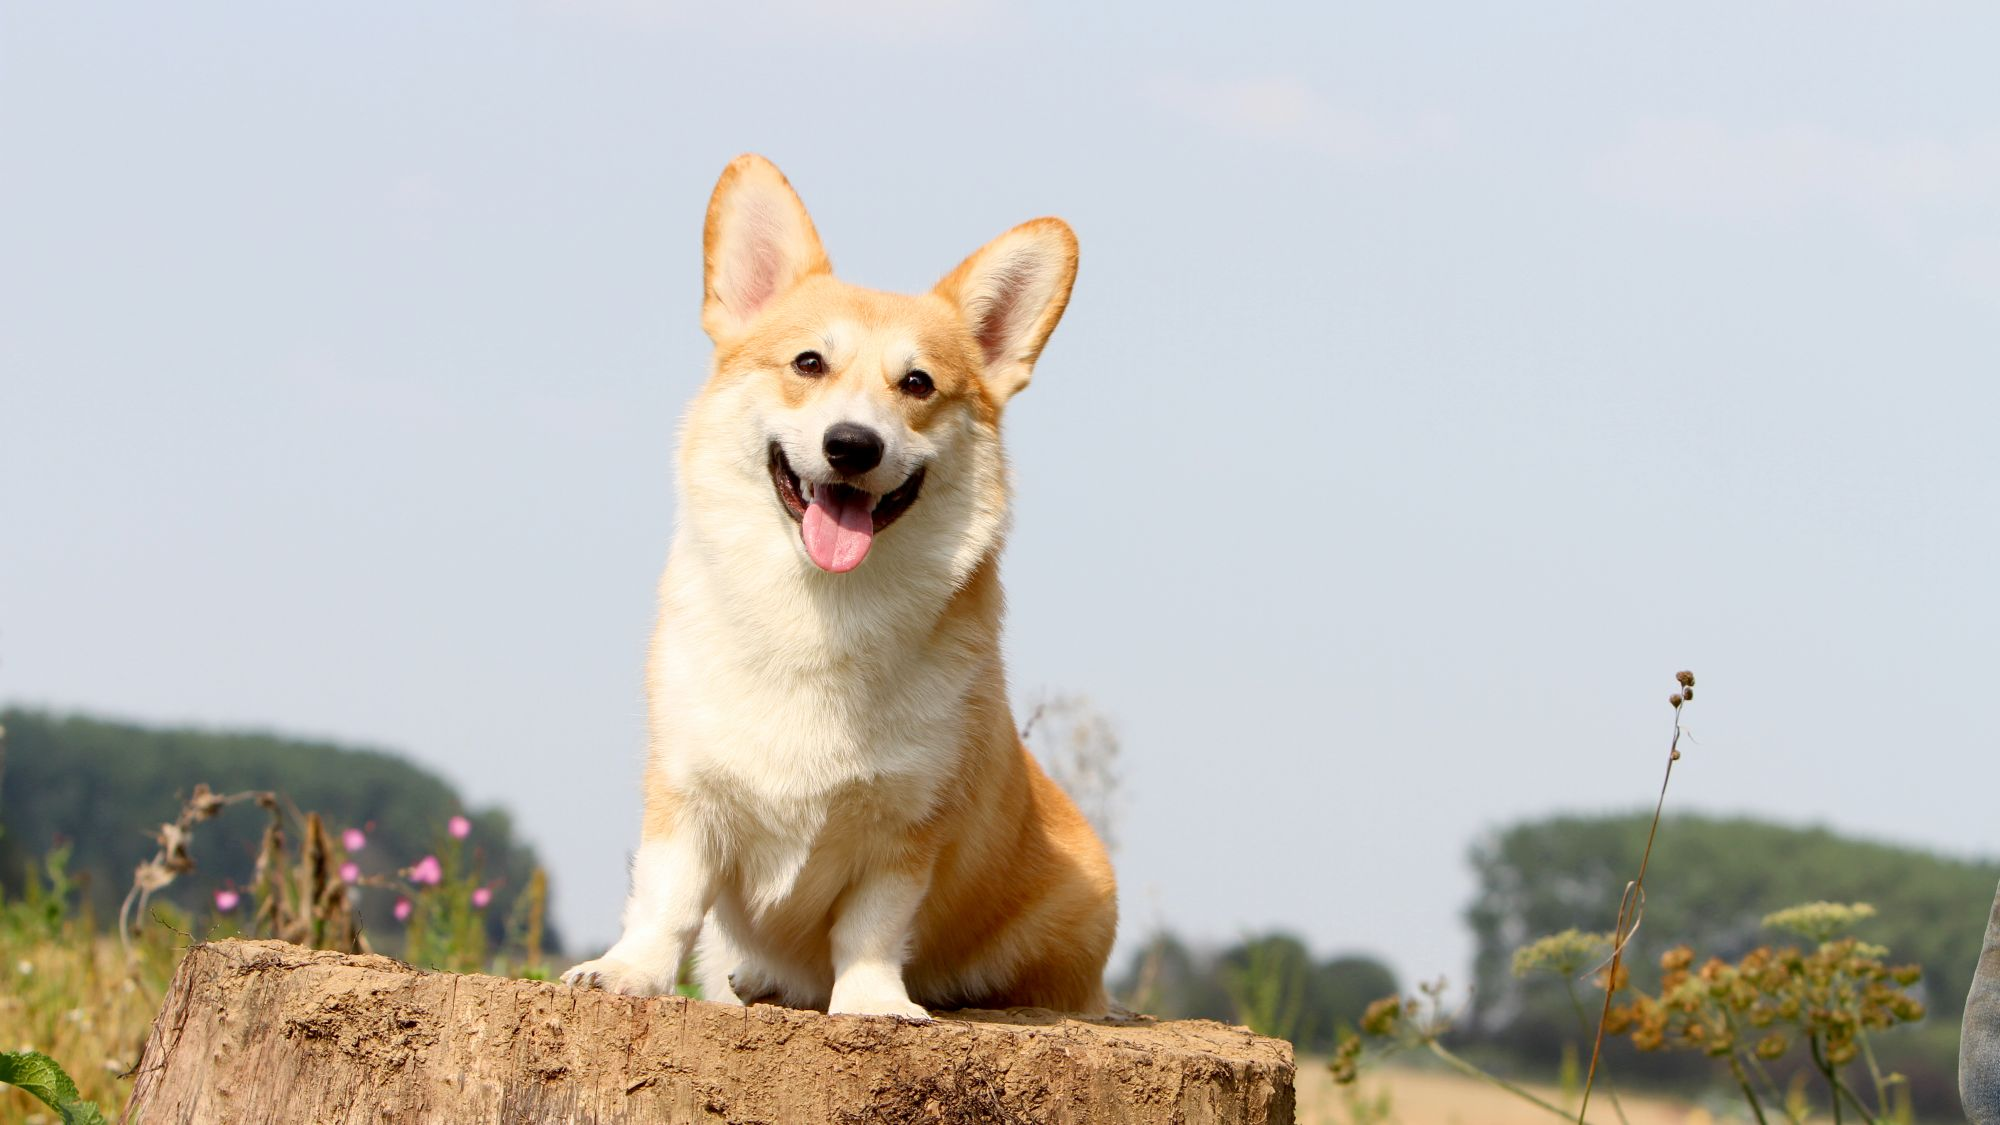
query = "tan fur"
xmin=564 ymin=155 xmax=1114 ymax=1017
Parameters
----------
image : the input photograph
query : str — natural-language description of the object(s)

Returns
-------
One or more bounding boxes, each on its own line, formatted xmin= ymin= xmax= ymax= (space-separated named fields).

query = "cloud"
xmin=1143 ymin=75 xmax=1458 ymax=168
xmin=1591 ymin=118 xmax=2000 ymax=222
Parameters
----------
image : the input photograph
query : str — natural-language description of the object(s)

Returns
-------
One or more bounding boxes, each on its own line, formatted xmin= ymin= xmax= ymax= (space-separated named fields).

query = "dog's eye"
xmin=898 ymin=371 xmax=935 ymax=399
xmin=792 ymin=351 xmax=826 ymax=376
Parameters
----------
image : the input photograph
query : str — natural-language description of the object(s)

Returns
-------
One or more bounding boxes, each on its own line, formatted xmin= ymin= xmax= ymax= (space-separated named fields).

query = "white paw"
xmin=560 ymin=957 xmax=673 ymax=996
xmin=829 ymin=988 xmax=932 ymax=1022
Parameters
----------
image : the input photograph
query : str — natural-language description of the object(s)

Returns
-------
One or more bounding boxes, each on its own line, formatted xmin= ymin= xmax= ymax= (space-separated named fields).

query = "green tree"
xmin=1315 ymin=955 xmax=1399 ymax=1038
xmin=1116 ymin=932 xmax=1398 ymax=1053
xmin=0 ymin=708 xmax=562 ymax=954
xmin=1468 ymin=813 xmax=1997 ymax=1032
xmin=1467 ymin=812 xmax=1995 ymax=1115
xmin=1221 ymin=933 xmax=1320 ymax=1047
xmin=1115 ymin=932 xmax=1236 ymax=1023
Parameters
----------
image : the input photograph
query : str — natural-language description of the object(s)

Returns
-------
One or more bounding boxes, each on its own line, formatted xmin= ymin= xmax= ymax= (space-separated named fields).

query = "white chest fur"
xmin=646 ymin=548 xmax=984 ymax=911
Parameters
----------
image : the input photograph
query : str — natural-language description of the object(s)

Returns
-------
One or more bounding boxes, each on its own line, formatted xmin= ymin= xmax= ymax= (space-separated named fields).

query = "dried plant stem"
xmin=1426 ymin=1041 xmax=1595 ymax=1123
xmin=1562 ymin=980 xmax=1630 ymax=1125
xmin=1856 ymin=1027 xmax=1893 ymax=1119
xmin=1807 ymin=1034 xmax=1877 ymax=1124
xmin=118 ymin=785 xmax=265 ymax=953
xmin=1724 ymin=1010 xmax=1789 ymax=1117
xmin=1018 ymin=702 xmax=1049 ymax=742
xmin=1810 ymin=1037 xmax=1843 ymax=1123
xmin=1726 ymin=1052 xmax=1772 ymax=1125
xmin=1576 ymin=706 xmax=1685 ymax=1125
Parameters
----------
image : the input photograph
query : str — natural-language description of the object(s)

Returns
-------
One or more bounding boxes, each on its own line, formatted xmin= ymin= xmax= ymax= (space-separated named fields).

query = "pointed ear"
xmin=932 ymin=217 xmax=1078 ymax=402
xmin=702 ymin=154 xmax=831 ymax=341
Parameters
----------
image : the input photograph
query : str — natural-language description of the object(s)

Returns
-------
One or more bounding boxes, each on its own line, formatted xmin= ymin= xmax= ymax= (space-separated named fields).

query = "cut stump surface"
xmin=124 ymin=940 xmax=1295 ymax=1124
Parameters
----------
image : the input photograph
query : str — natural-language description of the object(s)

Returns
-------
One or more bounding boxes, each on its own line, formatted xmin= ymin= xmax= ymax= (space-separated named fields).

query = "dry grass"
xmin=1 ymin=929 xmax=182 ymax=1123
xmin=1297 ymin=1061 xmax=1793 ymax=1125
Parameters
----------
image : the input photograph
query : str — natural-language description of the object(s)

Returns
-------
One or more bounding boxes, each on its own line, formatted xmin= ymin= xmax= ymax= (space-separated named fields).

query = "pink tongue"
xmin=801 ymin=487 xmax=875 ymax=573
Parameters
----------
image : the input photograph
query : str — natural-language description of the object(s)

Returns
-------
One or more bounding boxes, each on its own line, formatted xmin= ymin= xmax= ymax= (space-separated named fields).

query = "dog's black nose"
xmin=823 ymin=423 xmax=884 ymax=475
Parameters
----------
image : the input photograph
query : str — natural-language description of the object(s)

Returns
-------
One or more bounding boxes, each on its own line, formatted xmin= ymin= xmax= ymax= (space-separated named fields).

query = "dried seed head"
xmin=1361 ymin=996 xmax=1404 ymax=1036
xmin=1676 ymin=670 xmax=1695 ymax=688
xmin=1670 ymin=692 xmax=1685 ymax=708
xmin=1681 ymin=687 xmax=1693 ymax=701
xmin=188 ymin=783 xmax=225 ymax=820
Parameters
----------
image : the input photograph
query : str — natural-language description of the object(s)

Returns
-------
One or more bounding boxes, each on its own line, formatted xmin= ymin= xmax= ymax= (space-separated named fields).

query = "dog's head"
xmin=678 ymin=155 xmax=1076 ymax=582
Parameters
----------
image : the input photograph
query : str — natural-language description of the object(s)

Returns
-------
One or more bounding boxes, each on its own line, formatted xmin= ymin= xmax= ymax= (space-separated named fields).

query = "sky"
xmin=4 ymin=2 xmax=1998 ymax=989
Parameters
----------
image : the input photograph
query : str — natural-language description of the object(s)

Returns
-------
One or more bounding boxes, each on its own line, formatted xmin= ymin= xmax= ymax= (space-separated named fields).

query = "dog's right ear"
xmin=702 ymin=155 xmax=831 ymax=342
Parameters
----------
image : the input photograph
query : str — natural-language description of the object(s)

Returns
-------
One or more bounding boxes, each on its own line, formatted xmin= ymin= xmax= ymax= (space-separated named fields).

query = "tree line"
xmin=0 ymin=708 xmax=561 ymax=954
xmin=1463 ymin=812 xmax=1995 ymax=1116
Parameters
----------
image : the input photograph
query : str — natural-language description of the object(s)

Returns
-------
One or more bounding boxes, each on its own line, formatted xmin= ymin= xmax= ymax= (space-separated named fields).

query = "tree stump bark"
xmin=124 ymin=940 xmax=1295 ymax=1124
xmin=1962 ymin=878 xmax=2000 ymax=1123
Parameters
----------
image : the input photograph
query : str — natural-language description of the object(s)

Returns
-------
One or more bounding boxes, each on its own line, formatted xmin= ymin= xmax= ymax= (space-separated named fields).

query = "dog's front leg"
xmin=827 ymin=867 xmax=933 ymax=1020
xmin=562 ymin=831 xmax=714 ymax=996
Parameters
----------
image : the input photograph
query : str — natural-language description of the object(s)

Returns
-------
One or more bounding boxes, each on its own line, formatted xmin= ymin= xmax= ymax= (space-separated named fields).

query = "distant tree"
xmin=1114 ymin=930 xmax=1398 ymax=1053
xmin=0 ymin=708 xmax=562 ymax=954
xmin=1220 ymin=933 xmax=1320 ymax=1047
xmin=1464 ymin=810 xmax=2000 ymax=1119
xmin=0 ymin=721 xmax=24 ymax=892
xmin=1313 ymin=955 xmax=1399 ymax=1038
xmin=1115 ymin=931 xmax=1235 ymax=1023
xmin=1467 ymin=813 xmax=2000 ymax=1037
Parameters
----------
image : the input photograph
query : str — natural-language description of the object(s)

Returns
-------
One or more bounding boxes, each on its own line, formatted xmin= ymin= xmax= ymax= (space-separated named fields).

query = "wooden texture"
xmin=124 ymin=940 xmax=1295 ymax=1124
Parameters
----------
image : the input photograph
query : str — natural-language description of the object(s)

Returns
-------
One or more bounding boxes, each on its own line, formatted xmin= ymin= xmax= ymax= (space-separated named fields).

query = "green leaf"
xmin=60 ymin=1100 xmax=111 ymax=1125
xmin=0 ymin=1050 xmax=107 ymax=1124
xmin=0 ymin=1050 xmax=81 ymax=1108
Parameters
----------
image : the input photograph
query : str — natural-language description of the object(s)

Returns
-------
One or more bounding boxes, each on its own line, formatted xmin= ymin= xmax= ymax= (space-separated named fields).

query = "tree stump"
xmin=124 ymin=940 xmax=1295 ymax=1124
xmin=1963 ymin=878 xmax=2000 ymax=1123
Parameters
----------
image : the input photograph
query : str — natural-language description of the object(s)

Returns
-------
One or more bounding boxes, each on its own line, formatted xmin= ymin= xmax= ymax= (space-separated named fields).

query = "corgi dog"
xmin=561 ymin=155 xmax=1117 ymax=1018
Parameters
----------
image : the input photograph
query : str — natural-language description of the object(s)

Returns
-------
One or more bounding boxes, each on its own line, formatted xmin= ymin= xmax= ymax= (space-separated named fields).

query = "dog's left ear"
xmin=933 ymin=218 xmax=1077 ymax=403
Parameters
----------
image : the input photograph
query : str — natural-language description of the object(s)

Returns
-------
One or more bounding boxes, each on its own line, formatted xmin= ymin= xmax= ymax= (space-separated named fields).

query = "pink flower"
xmin=339 ymin=862 xmax=360 ymax=884
xmin=213 ymin=889 xmax=240 ymax=913
xmin=408 ymin=855 xmax=443 ymax=886
xmin=471 ymin=886 xmax=492 ymax=909
xmin=448 ymin=815 xmax=471 ymax=840
xmin=342 ymin=827 xmax=367 ymax=852
xmin=393 ymin=897 xmax=413 ymax=922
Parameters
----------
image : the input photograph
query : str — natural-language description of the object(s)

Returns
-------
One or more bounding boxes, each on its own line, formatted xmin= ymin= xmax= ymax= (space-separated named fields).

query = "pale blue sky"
xmin=5 ymin=3 xmax=1997 ymax=986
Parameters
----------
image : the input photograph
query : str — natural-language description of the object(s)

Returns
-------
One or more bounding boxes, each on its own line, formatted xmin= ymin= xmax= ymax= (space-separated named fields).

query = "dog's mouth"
xmin=768 ymin=443 xmax=926 ymax=574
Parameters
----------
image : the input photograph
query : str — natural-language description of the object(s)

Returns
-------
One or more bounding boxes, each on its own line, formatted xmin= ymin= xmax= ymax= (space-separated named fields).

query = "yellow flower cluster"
xmin=1760 ymin=901 xmax=1877 ymax=943
xmin=1605 ymin=936 xmax=1923 ymax=1065
xmin=1510 ymin=928 xmax=1614 ymax=979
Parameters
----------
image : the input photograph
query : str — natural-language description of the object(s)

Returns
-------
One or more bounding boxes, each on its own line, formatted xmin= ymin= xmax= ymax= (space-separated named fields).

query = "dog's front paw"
xmin=829 ymin=985 xmax=932 ymax=1022
xmin=561 ymin=957 xmax=672 ymax=996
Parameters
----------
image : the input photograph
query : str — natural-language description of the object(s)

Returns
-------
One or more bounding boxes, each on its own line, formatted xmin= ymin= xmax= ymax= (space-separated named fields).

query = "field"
xmin=3 ymin=931 xmax=179 ymax=1123
xmin=1298 ymin=1062 xmax=1773 ymax=1125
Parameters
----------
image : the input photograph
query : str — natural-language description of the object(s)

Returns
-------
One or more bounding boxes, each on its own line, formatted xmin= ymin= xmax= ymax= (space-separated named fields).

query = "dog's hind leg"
xmin=696 ymin=914 xmax=788 ymax=1005
xmin=694 ymin=920 xmax=744 ymax=1004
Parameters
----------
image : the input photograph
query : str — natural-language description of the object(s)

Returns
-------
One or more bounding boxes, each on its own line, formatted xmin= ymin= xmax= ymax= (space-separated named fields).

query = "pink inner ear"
xmin=729 ymin=199 xmax=786 ymax=317
xmin=740 ymin=242 xmax=779 ymax=313
xmin=971 ymin=254 xmax=1034 ymax=365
